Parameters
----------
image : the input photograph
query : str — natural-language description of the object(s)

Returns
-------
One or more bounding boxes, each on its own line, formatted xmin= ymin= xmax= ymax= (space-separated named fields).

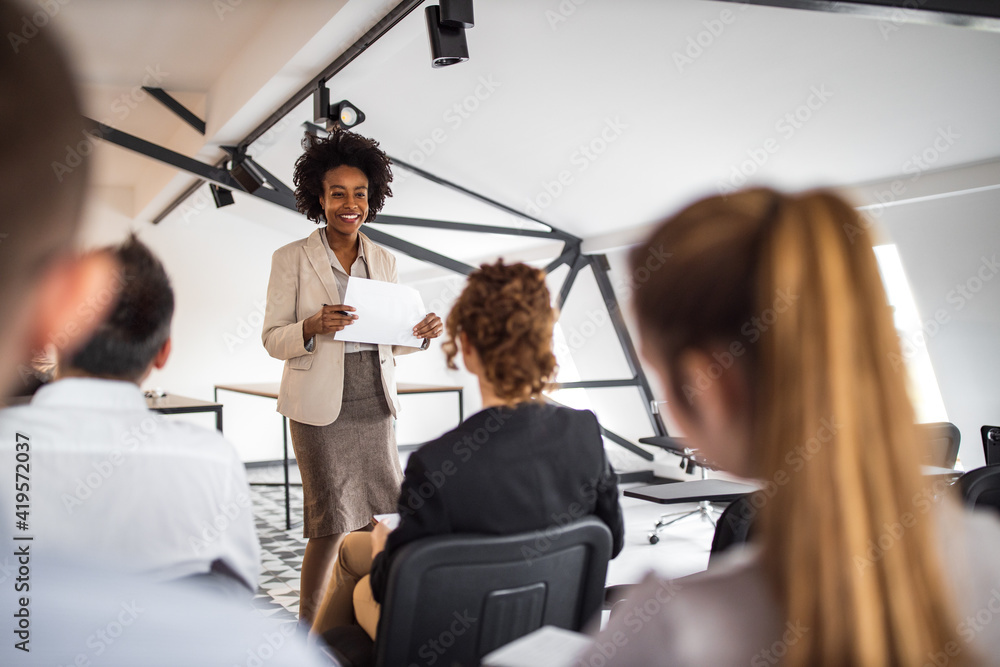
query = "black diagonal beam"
xmin=363 ymin=227 xmax=476 ymax=275
xmin=142 ymin=87 xmax=206 ymax=135
xmin=550 ymin=379 xmax=641 ymax=390
xmin=557 ymin=254 xmax=587 ymax=311
xmin=388 ymin=155 xmax=580 ymax=243
xmin=601 ymin=426 xmax=655 ymax=462
xmin=588 ymin=254 xmax=667 ymax=438
xmin=370 ymin=215 xmax=563 ymax=240
xmin=85 ymin=118 xmax=476 ymax=275
xmin=84 ymin=118 xmax=235 ymax=188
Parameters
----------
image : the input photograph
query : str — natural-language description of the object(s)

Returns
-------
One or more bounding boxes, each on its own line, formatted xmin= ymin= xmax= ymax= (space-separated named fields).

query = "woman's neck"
xmin=325 ymin=226 xmax=359 ymax=254
xmin=477 ymin=376 xmax=505 ymax=409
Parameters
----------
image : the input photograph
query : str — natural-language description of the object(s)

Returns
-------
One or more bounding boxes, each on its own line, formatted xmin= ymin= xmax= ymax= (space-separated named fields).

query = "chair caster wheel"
xmin=648 ymin=534 xmax=659 ymax=545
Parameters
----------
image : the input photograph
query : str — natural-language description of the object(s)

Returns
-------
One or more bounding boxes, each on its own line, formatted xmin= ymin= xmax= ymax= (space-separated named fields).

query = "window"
xmin=873 ymin=244 xmax=948 ymax=424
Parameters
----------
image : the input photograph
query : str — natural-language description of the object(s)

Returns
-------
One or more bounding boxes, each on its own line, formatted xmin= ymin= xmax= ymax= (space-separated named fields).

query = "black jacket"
xmin=370 ymin=402 xmax=624 ymax=603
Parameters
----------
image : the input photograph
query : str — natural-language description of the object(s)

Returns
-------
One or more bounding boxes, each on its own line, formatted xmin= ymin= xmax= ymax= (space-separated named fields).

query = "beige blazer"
xmin=262 ymin=229 xmax=419 ymax=426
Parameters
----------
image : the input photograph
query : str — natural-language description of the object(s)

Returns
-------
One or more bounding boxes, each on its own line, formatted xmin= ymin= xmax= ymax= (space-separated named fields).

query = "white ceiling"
xmin=63 ymin=0 xmax=1000 ymax=264
xmin=307 ymin=0 xmax=1000 ymax=239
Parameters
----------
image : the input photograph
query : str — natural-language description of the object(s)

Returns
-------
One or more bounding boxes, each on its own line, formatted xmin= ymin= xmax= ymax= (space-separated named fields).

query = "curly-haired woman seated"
xmin=311 ymin=260 xmax=625 ymax=639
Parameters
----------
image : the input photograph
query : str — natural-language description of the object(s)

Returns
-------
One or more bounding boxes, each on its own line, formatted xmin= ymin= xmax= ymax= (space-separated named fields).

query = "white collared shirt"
xmin=320 ymin=228 xmax=378 ymax=354
xmin=0 ymin=378 xmax=260 ymax=591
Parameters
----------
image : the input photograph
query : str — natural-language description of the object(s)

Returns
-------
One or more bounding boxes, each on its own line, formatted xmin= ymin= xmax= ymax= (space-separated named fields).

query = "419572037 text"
xmin=12 ymin=431 xmax=33 ymax=653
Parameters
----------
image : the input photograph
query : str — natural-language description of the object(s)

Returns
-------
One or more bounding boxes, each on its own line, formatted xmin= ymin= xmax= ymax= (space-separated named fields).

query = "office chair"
xmin=708 ymin=492 xmax=757 ymax=566
xmin=918 ymin=422 xmax=961 ymax=469
xmin=957 ymin=466 xmax=1000 ymax=518
xmin=642 ymin=438 xmax=734 ymax=543
xmin=982 ymin=425 xmax=1000 ymax=466
xmin=322 ymin=517 xmax=613 ymax=667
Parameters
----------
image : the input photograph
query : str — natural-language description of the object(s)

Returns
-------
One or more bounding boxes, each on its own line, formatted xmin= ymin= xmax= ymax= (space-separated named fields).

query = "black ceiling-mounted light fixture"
xmin=220 ymin=144 xmax=293 ymax=199
xmin=302 ymin=121 xmax=330 ymax=144
xmin=313 ymin=79 xmax=366 ymax=131
xmin=209 ymin=183 xmax=234 ymax=208
xmin=229 ymin=151 xmax=267 ymax=194
xmin=425 ymin=1 xmax=474 ymax=68
xmin=332 ymin=100 xmax=365 ymax=129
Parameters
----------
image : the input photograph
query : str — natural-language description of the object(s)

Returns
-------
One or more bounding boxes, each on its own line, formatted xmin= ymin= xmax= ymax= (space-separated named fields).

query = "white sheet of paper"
xmin=481 ymin=626 xmax=593 ymax=667
xmin=333 ymin=277 xmax=426 ymax=348
xmin=372 ymin=513 xmax=400 ymax=530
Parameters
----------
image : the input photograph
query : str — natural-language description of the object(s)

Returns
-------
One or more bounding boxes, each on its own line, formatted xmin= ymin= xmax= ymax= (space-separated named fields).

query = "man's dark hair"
xmin=292 ymin=130 xmax=393 ymax=223
xmin=68 ymin=235 xmax=174 ymax=381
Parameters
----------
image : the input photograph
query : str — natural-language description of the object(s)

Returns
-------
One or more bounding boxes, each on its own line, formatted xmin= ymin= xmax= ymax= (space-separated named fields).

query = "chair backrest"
xmin=958 ymin=466 xmax=1000 ymax=518
xmin=709 ymin=493 xmax=756 ymax=566
xmin=919 ymin=422 xmax=961 ymax=469
xmin=374 ymin=517 xmax=612 ymax=667
xmin=982 ymin=425 xmax=1000 ymax=466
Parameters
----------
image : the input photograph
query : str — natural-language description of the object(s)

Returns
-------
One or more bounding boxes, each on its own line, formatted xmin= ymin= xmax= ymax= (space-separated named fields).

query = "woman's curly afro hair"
xmin=292 ymin=130 xmax=393 ymax=224
xmin=442 ymin=261 xmax=558 ymax=405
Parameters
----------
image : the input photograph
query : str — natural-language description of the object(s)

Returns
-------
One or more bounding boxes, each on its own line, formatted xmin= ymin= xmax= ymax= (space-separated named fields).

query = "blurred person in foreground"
xmin=0 ymin=235 xmax=260 ymax=592
xmin=0 ymin=2 xmax=329 ymax=663
xmin=580 ymin=188 xmax=1000 ymax=666
xmin=0 ymin=0 xmax=117 ymax=394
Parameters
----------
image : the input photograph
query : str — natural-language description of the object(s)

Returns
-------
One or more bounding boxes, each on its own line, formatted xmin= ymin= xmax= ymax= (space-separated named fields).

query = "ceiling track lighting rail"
xmin=151 ymin=0 xmax=426 ymax=225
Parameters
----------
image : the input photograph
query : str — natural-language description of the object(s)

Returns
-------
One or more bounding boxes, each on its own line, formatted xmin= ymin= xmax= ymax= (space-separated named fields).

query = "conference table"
xmin=213 ymin=381 xmax=464 ymax=530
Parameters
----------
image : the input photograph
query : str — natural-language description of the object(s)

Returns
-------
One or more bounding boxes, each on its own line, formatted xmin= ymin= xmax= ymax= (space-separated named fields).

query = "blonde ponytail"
xmin=632 ymin=189 xmax=967 ymax=666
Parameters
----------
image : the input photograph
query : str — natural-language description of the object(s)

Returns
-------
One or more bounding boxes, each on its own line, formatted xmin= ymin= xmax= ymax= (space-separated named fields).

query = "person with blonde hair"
xmin=312 ymin=260 xmax=624 ymax=641
xmin=583 ymin=188 xmax=1000 ymax=666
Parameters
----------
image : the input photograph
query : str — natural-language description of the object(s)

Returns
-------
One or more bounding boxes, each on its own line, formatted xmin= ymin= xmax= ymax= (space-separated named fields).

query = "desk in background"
xmin=0 ymin=394 xmax=222 ymax=433
xmin=147 ymin=393 xmax=223 ymax=432
xmin=214 ymin=381 xmax=463 ymax=530
xmin=4 ymin=391 xmax=223 ymax=434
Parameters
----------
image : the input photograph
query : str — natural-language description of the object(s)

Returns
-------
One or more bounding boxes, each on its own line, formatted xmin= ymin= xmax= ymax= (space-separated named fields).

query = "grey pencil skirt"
xmin=288 ymin=351 xmax=404 ymax=538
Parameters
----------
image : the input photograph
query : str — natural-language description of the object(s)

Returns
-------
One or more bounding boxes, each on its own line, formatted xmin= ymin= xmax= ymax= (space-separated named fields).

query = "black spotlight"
xmin=331 ymin=100 xmax=365 ymax=129
xmin=313 ymin=80 xmax=365 ymax=130
xmin=210 ymin=183 xmax=234 ymax=208
xmin=229 ymin=153 xmax=267 ymax=194
xmin=425 ymin=5 xmax=469 ymax=68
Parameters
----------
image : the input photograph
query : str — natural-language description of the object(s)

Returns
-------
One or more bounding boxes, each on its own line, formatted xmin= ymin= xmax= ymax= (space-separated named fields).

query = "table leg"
xmin=282 ymin=416 xmax=291 ymax=531
xmin=215 ymin=406 xmax=223 ymax=433
xmin=457 ymin=389 xmax=463 ymax=424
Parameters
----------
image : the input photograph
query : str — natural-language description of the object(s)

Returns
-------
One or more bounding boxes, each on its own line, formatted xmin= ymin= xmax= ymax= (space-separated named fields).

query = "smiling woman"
xmin=261 ymin=130 xmax=443 ymax=627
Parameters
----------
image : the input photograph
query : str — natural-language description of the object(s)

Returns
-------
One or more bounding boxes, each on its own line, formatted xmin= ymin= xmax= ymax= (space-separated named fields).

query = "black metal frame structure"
xmin=85 ymin=0 xmax=678 ymax=468
xmin=142 ymin=87 xmax=206 ymax=135
xmin=86 ymin=114 xmax=668 ymax=462
xmin=91 ymin=0 xmax=1000 ymax=471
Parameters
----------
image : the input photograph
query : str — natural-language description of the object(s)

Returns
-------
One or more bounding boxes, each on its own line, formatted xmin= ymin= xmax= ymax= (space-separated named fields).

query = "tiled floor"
xmin=248 ymin=475 xmax=721 ymax=622
xmin=250 ymin=485 xmax=307 ymax=620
